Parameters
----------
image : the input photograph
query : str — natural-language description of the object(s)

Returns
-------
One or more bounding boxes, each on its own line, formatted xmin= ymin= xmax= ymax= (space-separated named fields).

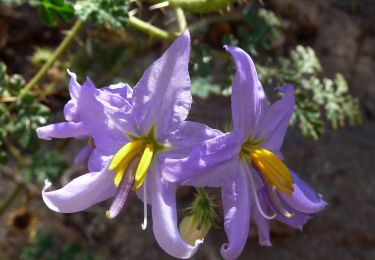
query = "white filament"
xmin=141 ymin=177 xmax=148 ymax=230
xmin=247 ymin=167 xmax=276 ymax=220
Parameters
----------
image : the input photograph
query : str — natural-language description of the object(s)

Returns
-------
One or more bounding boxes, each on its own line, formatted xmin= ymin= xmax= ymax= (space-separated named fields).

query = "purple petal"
xmin=258 ymin=85 xmax=294 ymax=151
xmin=64 ymin=70 xmax=81 ymax=122
xmin=162 ymin=132 xmax=241 ymax=186
xmin=64 ymin=100 xmax=80 ymax=122
xmin=67 ymin=70 xmax=80 ymax=100
xmin=252 ymin=192 xmax=272 ymax=246
xmin=42 ymin=165 xmax=116 ymax=213
xmin=77 ymin=77 xmax=133 ymax=154
xmin=132 ymin=31 xmax=192 ymax=138
xmin=103 ymin=82 xmax=133 ymax=102
xmin=36 ymin=122 xmax=89 ymax=140
xmin=74 ymin=145 xmax=94 ymax=166
xmin=275 ymin=201 xmax=311 ymax=229
xmin=161 ymin=121 xmax=222 ymax=159
xmin=279 ymin=171 xmax=327 ymax=214
xmin=220 ymin=167 xmax=251 ymax=260
xmin=88 ymin=148 xmax=112 ymax=172
xmin=150 ymin=164 xmax=201 ymax=258
xmin=224 ymin=46 xmax=268 ymax=142
xmin=258 ymin=188 xmax=310 ymax=229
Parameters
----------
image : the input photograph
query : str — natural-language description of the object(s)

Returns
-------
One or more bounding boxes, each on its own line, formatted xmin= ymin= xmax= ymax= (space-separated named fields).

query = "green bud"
xmin=179 ymin=215 xmax=211 ymax=246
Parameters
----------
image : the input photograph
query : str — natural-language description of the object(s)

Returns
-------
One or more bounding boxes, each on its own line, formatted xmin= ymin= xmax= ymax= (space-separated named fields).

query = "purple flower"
xmin=36 ymin=70 xmax=132 ymax=167
xmin=163 ymin=46 xmax=327 ymax=259
xmin=39 ymin=31 xmax=220 ymax=258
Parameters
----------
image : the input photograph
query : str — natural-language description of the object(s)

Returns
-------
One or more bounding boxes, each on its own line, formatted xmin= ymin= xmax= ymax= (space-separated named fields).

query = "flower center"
xmin=105 ymin=126 xmax=169 ymax=223
xmin=241 ymin=135 xmax=294 ymax=195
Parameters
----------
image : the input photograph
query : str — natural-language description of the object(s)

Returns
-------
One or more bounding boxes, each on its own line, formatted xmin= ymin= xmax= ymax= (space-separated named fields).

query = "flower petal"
xmin=103 ymin=82 xmax=133 ymax=102
xmin=258 ymin=188 xmax=310 ymax=229
xmin=36 ymin=122 xmax=89 ymax=140
xmin=220 ymin=166 xmax=251 ymax=260
xmin=77 ymin=77 xmax=133 ymax=154
xmin=74 ymin=145 xmax=94 ymax=166
xmin=279 ymin=170 xmax=327 ymax=214
xmin=42 ymin=165 xmax=116 ymax=213
xmin=88 ymin=148 xmax=112 ymax=172
xmin=224 ymin=45 xmax=268 ymax=142
xmin=132 ymin=31 xmax=192 ymax=138
xmin=161 ymin=121 xmax=222 ymax=159
xmin=150 ymin=164 xmax=201 ymax=258
xmin=252 ymin=191 xmax=272 ymax=246
xmin=258 ymin=85 xmax=294 ymax=151
xmin=162 ymin=132 xmax=240 ymax=186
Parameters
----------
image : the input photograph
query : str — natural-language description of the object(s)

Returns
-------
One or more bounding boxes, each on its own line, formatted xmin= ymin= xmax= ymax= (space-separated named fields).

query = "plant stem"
xmin=19 ymin=19 xmax=84 ymax=96
xmin=129 ymin=16 xmax=175 ymax=41
xmin=175 ymin=7 xmax=187 ymax=33
xmin=3 ymin=138 xmax=29 ymax=167
xmin=0 ymin=182 xmax=25 ymax=216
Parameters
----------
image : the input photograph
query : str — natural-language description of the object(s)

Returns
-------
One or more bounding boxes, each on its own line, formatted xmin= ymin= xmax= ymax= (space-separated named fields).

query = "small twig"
xmin=19 ymin=19 xmax=84 ymax=96
xmin=129 ymin=15 xmax=176 ymax=41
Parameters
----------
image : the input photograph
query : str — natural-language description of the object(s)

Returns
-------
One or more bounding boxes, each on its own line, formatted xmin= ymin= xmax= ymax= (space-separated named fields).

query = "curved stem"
xmin=19 ymin=19 xmax=84 ymax=96
xmin=129 ymin=16 xmax=175 ymax=41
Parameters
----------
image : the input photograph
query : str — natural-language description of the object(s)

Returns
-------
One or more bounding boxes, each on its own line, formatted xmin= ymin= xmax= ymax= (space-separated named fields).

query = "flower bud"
xmin=179 ymin=215 xmax=212 ymax=245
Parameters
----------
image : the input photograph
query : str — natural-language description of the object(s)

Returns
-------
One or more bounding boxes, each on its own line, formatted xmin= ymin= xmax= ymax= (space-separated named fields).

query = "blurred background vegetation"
xmin=0 ymin=0 xmax=373 ymax=259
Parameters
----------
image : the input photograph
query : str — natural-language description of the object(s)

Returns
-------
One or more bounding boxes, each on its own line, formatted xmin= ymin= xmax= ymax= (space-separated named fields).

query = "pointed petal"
xmin=150 ymin=164 xmax=201 ymax=258
xmin=224 ymin=45 xmax=268 ymax=142
xmin=42 ymin=165 xmax=116 ymax=213
xmin=220 ymin=167 xmax=251 ymax=260
xmin=279 ymin=171 xmax=327 ymax=214
xmin=132 ymin=31 xmax=192 ymax=138
xmin=36 ymin=122 xmax=89 ymax=140
xmin=258 ymin=85 xmax=294 ymax=151
xmin=162 ymin=132 xmax=241 ymax=186
xmin=67 ymin=69 xmax=80 ymax=100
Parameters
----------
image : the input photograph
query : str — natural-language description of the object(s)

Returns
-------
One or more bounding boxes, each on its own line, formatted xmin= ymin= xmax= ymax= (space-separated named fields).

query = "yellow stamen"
xmin=133 ymin=144 xmax=154 ymax=191
xmin=113 ymin=146 xmax=143 ymax=188
xmin=109 ymin=140 xmax=144 ymax=171
xmin=250 ymin=148 xmax=294 ymax=195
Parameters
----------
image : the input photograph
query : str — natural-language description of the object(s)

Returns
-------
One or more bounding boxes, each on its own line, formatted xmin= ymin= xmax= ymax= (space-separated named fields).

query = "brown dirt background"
xmin=1 ymin=0 xmax=375 ymax=259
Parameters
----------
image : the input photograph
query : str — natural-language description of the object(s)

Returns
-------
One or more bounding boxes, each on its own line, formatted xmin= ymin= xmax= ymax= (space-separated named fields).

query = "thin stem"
xmin=3 ymin=138 xmax=29 ymax=167
xmin=129 ymin=16 xmax=175 ymax=41
xmin=0 ymin=182 xmax=25 ymax=216
xmin=19 ymin=19 xmax=84 ymax=96
xmin=175 ymin=7 xmax=187 ymax=33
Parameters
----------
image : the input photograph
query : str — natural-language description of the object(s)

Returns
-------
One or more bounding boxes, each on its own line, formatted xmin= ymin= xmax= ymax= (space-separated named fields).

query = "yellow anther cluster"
xmin=109 ymin=140 xmax=155 ymax=191
xmin=250 ymin=148 xmax=294 ymax=195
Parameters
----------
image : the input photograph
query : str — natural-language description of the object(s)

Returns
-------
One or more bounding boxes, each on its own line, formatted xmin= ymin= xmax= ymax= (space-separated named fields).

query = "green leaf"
xmin=40 ymin=0 xmax=74 ymax=27
xmin=74 ymin=0 xmax=129 ymax=29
